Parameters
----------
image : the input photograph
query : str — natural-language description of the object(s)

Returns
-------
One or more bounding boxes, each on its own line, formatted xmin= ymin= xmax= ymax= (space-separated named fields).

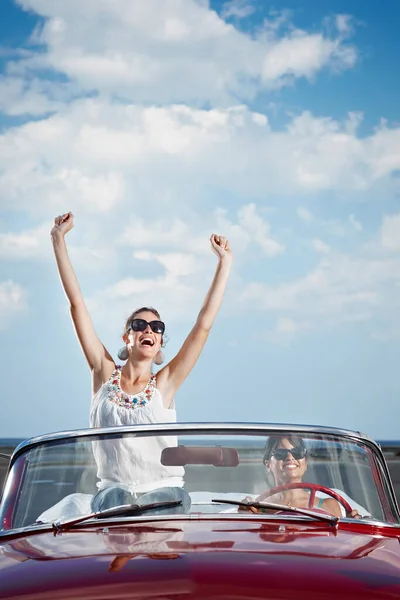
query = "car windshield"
xmin=1 ymin=426 xmax=397 ymax=530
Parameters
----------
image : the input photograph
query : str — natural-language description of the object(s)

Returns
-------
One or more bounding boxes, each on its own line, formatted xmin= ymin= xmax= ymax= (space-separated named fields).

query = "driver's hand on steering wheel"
xmin=238 ymin=496 xmax=260 ymax=513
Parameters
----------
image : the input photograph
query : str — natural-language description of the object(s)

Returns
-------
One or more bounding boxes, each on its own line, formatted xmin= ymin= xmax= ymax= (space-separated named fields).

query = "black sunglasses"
xmin=271 ymin=447 xmax=306 ymax=461
xmin=130 ymin=319 xmax=165 ymax=335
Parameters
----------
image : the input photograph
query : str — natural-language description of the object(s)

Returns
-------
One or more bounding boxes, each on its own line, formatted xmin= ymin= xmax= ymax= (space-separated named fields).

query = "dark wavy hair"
xmin=263 ymin=435 xmax=306 ymax=464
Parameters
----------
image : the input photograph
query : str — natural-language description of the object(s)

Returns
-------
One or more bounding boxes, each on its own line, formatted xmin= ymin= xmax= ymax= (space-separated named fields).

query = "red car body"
xmin=1 ymin=519 xmax=400 ymax=599
xmin=0 ymin=423 xmax=399 ymax=599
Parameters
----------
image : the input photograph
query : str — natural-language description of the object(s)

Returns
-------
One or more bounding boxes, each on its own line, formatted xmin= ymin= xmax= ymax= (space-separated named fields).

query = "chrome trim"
xmin=11 ymin=421 xmax=378 ymax=458
xmin=1 ymin=513 xmax=399 ymax=541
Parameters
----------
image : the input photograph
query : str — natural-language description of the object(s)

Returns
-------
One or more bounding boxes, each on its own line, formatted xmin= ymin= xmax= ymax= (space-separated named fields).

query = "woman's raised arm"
xmin=51 ymin=212 xmax=113 ymax=384
xmin=157 ymin=234 xmax=233 ymax=406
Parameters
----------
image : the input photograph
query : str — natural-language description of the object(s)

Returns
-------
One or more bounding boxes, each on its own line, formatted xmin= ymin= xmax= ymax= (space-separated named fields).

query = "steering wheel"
xmin=267 ymin=483 xmax=353 ymax=517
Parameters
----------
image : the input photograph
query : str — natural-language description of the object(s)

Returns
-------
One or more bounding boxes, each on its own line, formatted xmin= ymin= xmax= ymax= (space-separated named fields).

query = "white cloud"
xmin=67 ymin=242 xmax=117 ymax=271
xmin=263 ymin=316 xmax=309 ymax=345
xmin=132 ymin=250 xmax=153 ymax=261
xmin=87 ymin=271 xmax=200 ymax=336
xmin=0 ymin=227 xmax=44 ymax=259
xmin=349 ymin=214 xmax=363 ymax=232
xmin=238 ymin=204 xmax=284 ymax=256
xmin=297 ymin=206 xmax=364 ymax=237
xmin=380 ymin=213 xmax=400 ymax=252
xmin=0 ymin=0 xmax=397 ymax=349
xmin=0 ymin=75 xmax=78 ymax=116
xmin=0 ymin=280 xmax=28 ymax=328
xmin=276 ymin=317 xmax=305 ymax=334
xmin=121 ymin=203 xmax=283 ymax=259
xmin=214 ymin=204 xmax=284 ymax=257
xmin=297 ymin=207 xmax=314 ymax=223
xmin=311 ymin=239 xmax=330 ymax=254
xmin=134 ymin=251 xmax=198 ymax=278
xmin=0 ymin=219 xmax=121 ymax=280
xmin=86 ymin=201 xmax=284 ymax=334
xmin=335 ymin=15 xmax=354 ymax=36
xmin=55 ymin=169 xmax=125 ymax=212
xmin=1 ymin=103 xmax=399 ymax=219
xmin=121 ymin=218 xmax=193 ymax=251
xmin=5 ymin=0 xmax=357 ymax=111
xmin=240 ymin=252 xmax=400 ymax=334
xmin=268 ymin=316 xmax=309 ymax=344
xmin=261 ymin=33 xmax=356 ymax=85
xmin=0 ymin=106 xmax=128 ymax=214
xmin=221 ymin=0 xmax=256 ymax=20
xmin=84 ymin=206 xmax=400 ymax=342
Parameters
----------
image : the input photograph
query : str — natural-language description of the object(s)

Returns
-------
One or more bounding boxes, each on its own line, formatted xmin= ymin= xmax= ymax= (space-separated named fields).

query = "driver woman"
xmin=242 ymin=436 xmax=359 ymax=517
xmin=259 ymin=436 xmax=341 ymax=516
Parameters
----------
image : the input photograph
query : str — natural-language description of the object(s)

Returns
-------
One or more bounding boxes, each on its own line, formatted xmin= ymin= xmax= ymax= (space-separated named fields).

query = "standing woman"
xmin=51 ymin=212 xmax=233 ymax=512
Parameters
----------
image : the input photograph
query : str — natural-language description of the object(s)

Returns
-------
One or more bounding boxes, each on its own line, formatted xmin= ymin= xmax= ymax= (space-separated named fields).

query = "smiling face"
xmin=266 ymin=437 xmax=307 ymax=486
xmin=123 ymin=309 xmax=164 ymax=361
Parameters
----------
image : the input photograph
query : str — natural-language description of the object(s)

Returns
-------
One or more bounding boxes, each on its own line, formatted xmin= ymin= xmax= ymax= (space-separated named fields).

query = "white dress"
xmin=89 ymin=365 xmax=184 ymax=494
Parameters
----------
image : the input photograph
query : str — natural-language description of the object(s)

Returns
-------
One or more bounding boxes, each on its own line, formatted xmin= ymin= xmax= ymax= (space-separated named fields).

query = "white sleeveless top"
xmin=90 ymin=366 xmax=184 ymax=494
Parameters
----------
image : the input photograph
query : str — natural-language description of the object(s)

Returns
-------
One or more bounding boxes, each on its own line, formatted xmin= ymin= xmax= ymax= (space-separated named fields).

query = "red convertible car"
xmin=0 ymin=422 xmax=400 ymax=598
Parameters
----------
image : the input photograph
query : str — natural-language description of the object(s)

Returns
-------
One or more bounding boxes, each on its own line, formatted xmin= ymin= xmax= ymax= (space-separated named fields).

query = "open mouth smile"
xmin=139 ymin=336 xmax=155 ymax=347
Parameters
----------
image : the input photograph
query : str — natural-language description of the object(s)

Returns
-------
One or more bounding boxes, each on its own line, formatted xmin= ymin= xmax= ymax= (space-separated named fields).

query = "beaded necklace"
xmin=107 ymin=366 xmax=155 ymax=409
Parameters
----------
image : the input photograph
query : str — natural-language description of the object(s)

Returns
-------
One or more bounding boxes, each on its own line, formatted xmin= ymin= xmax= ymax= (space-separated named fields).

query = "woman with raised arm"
xmin=51 ymin=211 xmax=233 ymax=514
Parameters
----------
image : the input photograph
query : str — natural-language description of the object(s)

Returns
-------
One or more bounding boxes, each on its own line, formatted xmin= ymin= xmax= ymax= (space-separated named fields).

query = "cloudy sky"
xmin=1 ymin=0 xmax=399 ymax=440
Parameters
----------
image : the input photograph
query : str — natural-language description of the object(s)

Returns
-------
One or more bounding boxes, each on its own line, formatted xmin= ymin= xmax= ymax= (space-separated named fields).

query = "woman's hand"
xmin=238 ymin=496 xmax=261 ymax=513
xmin=51 ymin=212 xmax=74 ymax=239
xmin=210 ymin=234 xmax=232 ymax=264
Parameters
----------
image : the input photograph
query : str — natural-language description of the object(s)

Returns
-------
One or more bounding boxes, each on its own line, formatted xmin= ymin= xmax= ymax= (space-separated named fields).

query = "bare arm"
xmin=157 ymin=234 xmax=233 ymax=406
xmin=51 ymin=213 xmax=113 ymax=381
xmin=321 ymin=498 xmax=342 ymax=518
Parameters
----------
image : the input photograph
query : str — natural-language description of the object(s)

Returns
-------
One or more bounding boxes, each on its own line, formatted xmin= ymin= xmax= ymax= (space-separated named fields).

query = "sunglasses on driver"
xmin=271 ymin=447 xmax=307 ymax=461
xmin=130 ymin=318 xmax=165 ymax=335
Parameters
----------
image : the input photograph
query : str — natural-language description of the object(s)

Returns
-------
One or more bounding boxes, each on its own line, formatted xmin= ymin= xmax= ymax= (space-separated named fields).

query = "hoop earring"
xmin=153 ymin=350 xmax=164 ymax=366
xmin=117 ymin=346 xmax=129 ymax=361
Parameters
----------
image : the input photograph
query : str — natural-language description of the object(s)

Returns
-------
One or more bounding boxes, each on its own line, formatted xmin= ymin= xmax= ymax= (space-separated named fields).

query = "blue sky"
xmin=0 ymin=0 xmax=399 ymax=440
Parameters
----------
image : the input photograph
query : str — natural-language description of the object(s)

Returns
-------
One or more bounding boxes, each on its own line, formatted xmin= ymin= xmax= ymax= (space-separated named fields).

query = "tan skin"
xmin=51 ymin=212 xmax=233 ymax=408
xmin=261 ymin=438 xmax=342 ymax=517
xmin=242 ymin=438 xmax=360 ymax=518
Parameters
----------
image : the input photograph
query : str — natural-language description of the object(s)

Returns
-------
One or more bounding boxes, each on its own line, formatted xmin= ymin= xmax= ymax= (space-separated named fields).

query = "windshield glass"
xmin=1 ymin=428 xmax=396 ymax=529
